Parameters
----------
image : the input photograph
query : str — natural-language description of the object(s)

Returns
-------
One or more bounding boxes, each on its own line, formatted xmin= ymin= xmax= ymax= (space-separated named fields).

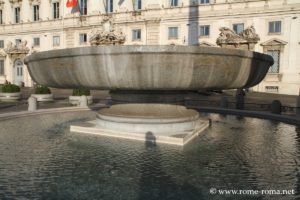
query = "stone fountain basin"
xmin=24 ymin=45 xmax=273 ymax=90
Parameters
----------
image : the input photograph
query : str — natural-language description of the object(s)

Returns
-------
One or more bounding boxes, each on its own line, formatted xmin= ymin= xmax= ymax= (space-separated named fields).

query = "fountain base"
xmin=109 ymin=90 xmax=187 ymax=104
xmin=70 ymin=104 xmax=210 ymax=146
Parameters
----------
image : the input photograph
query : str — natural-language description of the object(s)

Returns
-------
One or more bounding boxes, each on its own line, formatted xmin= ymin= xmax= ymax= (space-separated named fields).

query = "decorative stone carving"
xmin=260 ymin=38 xmax=287 ymax=47
xmin=9 ymin=0 xmax=21 ymax=3
xmin=260 ymin=38 xmax=287 ymax=62
xmin=9 ymin=0 xmax=22 ymax=7
xmin=48 ymin=0 xmax=60 ymax=3
xmin=0 ymin=0 xmax=5 ymax=9
xmin=239 ymin=25 xmax=260 ymax=43
xmin=216 ymin=25 xmax=260 ymax=50
xmin=5 ymin=40 xmax=30 ymax=56
xmin=0 ymin=50 xmax=6 ymax=57
xmin=89 ymin=19 xmax=125 ymax=46
xmin=199 ymin=41 xmax=215 ymax=47
xmin=28 ymin=46 xmax=38 ymax=55
xmin=28 ymin=0 xmax=41 ymax=5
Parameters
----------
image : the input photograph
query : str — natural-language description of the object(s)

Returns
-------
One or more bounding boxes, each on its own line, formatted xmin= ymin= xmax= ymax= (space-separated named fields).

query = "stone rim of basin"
xmin=25 ymin=45 xmax=274 ymax=63
xmin=24 ymin=45 xmax=274 ymax=90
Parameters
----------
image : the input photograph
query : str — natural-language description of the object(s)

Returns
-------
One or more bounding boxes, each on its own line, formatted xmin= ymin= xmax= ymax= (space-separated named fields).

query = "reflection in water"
xmin=145 ymin=132 xmax=156 ymax=147
xmin=0 ymin=113 xmax=299 ymax=199
xmin=139 ymin=133 xmax=202 ymax=200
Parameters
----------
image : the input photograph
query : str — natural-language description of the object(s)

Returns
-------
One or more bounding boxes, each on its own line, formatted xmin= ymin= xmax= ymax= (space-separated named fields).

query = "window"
xmin=0 ymin=60 xmax=4 ymax=76
xmin=15 ymin=7 xmax=20 ymax=23
xmin=33 ymin=37 xmax=40 ymax=47
xmin=15 ymin=39 xmax=21 ymax=45
xmin=265 ymin=86 xmax=278 ymax=93
xmin=0 ymin=10 xmax=3 ymax=24
xmin=233 ymin=23 xmax=244 ymax=34
xmin=53 ymin=36 xmax=60 ymax=46
xmin=269 ymin=21 xmax=281 ymax=33
xmin=17 ymin=66 xmax=23 ymax=76
xmin=199 ymin=0 xmax=209 ymax=4
xmin=0 ymin=40 xmax=4 ymax=48
xmin=79 ymin=33 xmax=87 ymax=44
xmin=199 ymin=25 xmax=210 ymax=36
xmin=106 ymin=0 xmax=113 ymax=13
xmin=134 ymin=0 xmax=142 ymax=10
xmin=267 ymin=50 xmax=280 ymax=73
xmin=170 ymin=0 xmax=178 ymax=7
xmin=168 ymin=27 xmax=178 ymax=39
xmin=80 ymin=0 xmax=87 ymax=15
xmin=132 ymin=29 xmax=141 ymax=41
xmin=53 ymin=2 xmax=60 ymax=19
xmin=33 ymin=5 xmax=39 ymax=21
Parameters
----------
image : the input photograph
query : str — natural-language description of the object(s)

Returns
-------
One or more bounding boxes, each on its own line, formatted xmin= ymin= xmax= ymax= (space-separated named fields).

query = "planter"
xmin=31 ymin=94 xmax=54 ymax=102
xmin=0 ymin=92 xmax=21 ymax=101
xmin=69 ymin=96 xmax=93 ymax=105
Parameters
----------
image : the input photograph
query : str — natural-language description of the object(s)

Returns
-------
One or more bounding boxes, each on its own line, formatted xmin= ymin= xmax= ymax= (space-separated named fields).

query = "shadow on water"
xmin=138 ymin=132 xmax=202 ymax=200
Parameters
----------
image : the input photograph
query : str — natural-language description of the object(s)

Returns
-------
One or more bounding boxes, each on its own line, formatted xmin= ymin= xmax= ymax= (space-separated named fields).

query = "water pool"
xmin=0 ymin=111 xmax=299 ymax=200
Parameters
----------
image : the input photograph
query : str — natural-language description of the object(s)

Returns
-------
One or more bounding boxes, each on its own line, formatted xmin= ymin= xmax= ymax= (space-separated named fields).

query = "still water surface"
xmin=0 ymin=111 xmax=299 ymax=200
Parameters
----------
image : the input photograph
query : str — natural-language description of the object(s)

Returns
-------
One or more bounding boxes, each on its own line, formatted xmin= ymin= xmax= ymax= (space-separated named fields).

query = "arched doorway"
xmin=14 ymin=59 xmax=23 ymax=86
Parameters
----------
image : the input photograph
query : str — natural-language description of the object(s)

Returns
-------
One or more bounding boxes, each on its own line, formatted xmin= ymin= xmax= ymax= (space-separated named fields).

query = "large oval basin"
xmin=24 ymin=45 xmax=273 ymax=90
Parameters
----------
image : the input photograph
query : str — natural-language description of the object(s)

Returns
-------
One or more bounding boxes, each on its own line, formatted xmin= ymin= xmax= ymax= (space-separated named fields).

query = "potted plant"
xmin=69 ymin=88 xmax=93 ymax=105
xmin=31 ymin=85 xmax=54 ymax=102
xmin=0 ymin=83 xmax=21 ymax=101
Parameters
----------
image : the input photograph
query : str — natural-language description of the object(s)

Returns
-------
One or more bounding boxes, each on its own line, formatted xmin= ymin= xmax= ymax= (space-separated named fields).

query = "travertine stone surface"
xmin=31 ymin=94 xmax=54 ymax=102
xmin=96 ymin=104 xmax=201 ymax=134
xmin=24 ymin=45 xmax=273 ymax=91
xmin=70 ymin=104 xmax=210 ymax=145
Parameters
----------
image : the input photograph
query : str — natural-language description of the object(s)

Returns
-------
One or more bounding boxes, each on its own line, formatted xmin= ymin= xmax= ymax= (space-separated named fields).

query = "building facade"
xmin=0 ymin=0 xmax=299 ymax=94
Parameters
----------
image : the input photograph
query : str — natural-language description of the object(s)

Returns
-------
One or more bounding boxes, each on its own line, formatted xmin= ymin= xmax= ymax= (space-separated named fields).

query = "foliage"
xmin=72 ymin=88 xmax=91 ymax=96
xmin=1 ymin=84 xmax=21 ymax=93
xmin=35 ymin=85 xmax=51 ymax=94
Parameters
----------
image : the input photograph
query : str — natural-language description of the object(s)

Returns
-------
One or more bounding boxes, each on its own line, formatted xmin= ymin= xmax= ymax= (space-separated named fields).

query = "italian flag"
xmin=66 ymin=0 xmax=77 ymax=8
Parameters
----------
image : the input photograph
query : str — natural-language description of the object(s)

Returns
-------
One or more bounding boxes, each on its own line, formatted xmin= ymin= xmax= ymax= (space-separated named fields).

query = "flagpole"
xmin=62 ymin=0 xmax=65 ymax=49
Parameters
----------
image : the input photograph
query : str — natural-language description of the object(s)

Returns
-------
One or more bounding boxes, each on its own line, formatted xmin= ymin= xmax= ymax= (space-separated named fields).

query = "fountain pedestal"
xmin=70 ymin=104 xmax=209 ymax=146
xmin=24 ymin=45 xmax=274 ymax=146
xmin=109 ymin=90 xmax=187 ymax=104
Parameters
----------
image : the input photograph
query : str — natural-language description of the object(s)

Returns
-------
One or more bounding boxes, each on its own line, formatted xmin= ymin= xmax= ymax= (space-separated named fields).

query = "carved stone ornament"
xmin=89 ymin=19 xmax=126 ymax=46
xmin=4 ymin=40 xmax=30 ymax=56
xmin=0 ymin=0 xmax=5 ymax=9
xmin=9 ymin=0 xmax=22 ymax=7
xmin=28 ymin=46 xmax=38 ymax=55
xmin=0 ymin=50 xmax=6 ymax=57
xmin=199 ymin=41 xmax=215 ymax=47
xmin=28 ymin=0 xmax=41 ymax=5
xmin=216 ymin=25 xmax=260 ymax=50
xmin=48 ymin=0 xmax=60 ymax=3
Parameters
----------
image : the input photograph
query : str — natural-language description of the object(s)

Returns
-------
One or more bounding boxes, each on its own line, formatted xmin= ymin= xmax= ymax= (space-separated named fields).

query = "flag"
xmin=66 ymin=0 xmax=77 ymax=8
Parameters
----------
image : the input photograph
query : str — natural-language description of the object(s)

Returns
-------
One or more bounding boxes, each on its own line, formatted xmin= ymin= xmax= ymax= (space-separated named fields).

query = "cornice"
xmin=9 ymin=0 xmax=22 ymax=8
xmin=0 ymin=0 xmax=4 ymax=9
xmin=0 ymin=4 xmax=299 ymax=34
xmin=28 ymin=0 xmax=41 ymax=5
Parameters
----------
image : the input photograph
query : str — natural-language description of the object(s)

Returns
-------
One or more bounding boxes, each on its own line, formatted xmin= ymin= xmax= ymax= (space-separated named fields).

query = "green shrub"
xmin=35 ymin=85 xmax=51 ymax=94
xmin=1 ymin=84 xmax=20 ymax=93
xmin=72 ymin=88 xmax=90 ymax=96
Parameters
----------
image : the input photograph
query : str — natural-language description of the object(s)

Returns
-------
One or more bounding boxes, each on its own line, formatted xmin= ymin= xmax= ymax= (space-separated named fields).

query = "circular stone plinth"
xmin=96 ymin=104 xmax=200 ymax=134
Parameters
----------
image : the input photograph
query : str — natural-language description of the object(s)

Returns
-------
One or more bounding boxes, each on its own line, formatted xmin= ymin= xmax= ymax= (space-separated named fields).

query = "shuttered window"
xmin=267 ymin=50 xmax=280 ymax=73
xmin=0 ymin=60 xmax=4 ymax=75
